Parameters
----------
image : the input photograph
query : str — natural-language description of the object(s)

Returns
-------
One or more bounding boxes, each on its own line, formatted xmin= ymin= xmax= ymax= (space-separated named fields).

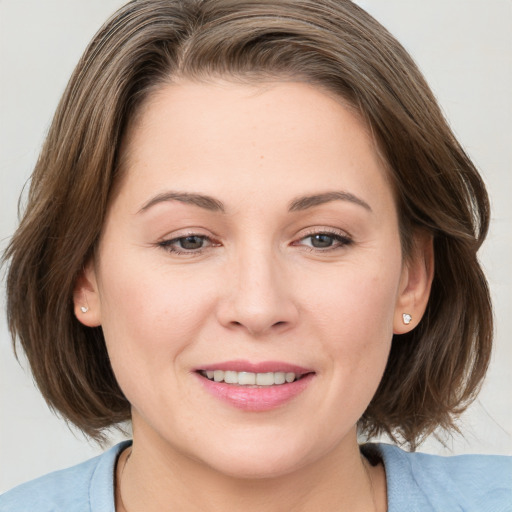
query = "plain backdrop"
xmin=1 ymin=0 xmax=511 ymax=493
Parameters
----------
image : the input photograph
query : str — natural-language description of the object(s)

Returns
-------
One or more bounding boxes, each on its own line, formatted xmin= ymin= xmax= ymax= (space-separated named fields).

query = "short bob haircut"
xmin=4 ymin=0 xmax=492 ymax=448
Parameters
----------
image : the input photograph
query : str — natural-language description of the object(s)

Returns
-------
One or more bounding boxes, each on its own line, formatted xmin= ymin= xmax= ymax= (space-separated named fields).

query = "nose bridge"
xmin=237 ymin=243 xmax=277 ymax=305
xmin=220 ymin=239 xmax=298 ymax=335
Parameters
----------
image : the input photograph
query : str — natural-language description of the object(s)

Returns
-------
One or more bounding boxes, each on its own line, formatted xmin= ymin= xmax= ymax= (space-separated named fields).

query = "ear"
xmin=393 ymin=231 xmax=434 ymax=334
xmin=73 ymin=259 xmax=102 ymax=327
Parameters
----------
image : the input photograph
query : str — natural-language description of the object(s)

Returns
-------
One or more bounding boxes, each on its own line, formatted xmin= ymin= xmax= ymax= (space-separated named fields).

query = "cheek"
xmin=303 ymin=260 xmax=401 ymax=387
xmin=96 ymin=256 xmax=218 ymax=376
xmin=307 ymin=263 xmax=400 ymax=336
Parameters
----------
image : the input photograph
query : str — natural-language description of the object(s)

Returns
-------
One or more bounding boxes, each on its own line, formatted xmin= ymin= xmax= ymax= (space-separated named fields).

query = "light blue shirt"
xmin=1 ymin=441 xmax=510 ymax=511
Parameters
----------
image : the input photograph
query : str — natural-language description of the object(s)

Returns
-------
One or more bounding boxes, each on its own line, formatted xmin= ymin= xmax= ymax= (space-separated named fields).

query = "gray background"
xmin=1 ymin=0 xmax=511 ymax=492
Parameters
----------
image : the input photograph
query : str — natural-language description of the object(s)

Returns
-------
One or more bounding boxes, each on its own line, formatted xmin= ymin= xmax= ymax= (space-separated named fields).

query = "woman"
xmin=1 ymin=0 xmax=510 ymax=510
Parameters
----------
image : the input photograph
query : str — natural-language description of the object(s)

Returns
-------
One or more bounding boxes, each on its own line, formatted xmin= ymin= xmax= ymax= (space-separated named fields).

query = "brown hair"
xmin=3 ymin=0 xmax=492 ymax=447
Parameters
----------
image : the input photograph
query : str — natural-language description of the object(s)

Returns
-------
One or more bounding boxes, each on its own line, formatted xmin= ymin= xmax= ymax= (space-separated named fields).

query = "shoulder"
xmin=0 ymin=441 xmax=130 ymax=512
xmin=362 ymin=443 xmax=512 ymax=512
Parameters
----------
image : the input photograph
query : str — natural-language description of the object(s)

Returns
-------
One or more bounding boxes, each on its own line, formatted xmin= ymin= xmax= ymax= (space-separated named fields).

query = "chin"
xmin=205 ymin=452 xmax=308 ymax=480
xmin=186 ymin=429 xmax=331 ymax=481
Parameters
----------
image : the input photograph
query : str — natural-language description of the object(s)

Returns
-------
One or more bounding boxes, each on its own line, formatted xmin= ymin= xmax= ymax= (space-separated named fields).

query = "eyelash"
xmin=157 ymin=229 xmax=352 ymax=255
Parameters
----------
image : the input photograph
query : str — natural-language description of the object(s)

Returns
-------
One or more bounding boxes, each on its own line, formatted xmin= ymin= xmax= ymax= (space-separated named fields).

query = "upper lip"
xmin=197 ymin=360 xmax=313 ymax=375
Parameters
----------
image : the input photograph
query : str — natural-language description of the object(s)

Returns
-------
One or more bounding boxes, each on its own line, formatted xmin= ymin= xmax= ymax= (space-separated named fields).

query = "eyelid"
xmin=157 ymin=226 xmax=218 ymax=243
xmin=296 ymin=226 xmax=352 ymax=239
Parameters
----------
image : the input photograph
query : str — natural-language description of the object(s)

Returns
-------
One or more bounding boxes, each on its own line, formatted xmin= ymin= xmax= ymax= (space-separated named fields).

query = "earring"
xmin=402 ymin=313 xmax=412 ymax=325
xmin=80 ymin=292 xmax=90 ymax=314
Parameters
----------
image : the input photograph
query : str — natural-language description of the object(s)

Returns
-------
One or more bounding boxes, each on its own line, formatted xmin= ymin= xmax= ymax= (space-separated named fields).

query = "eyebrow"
xmin=138 ymin=189 xmax=371 ymax=214
xmin=139 ymin=192 xmax=225 ymax=213
xmin=288 ymin=191 xmax=372 ymax=212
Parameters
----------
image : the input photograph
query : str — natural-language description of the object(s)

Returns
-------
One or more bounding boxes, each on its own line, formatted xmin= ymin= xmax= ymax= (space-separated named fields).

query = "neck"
xmin=116 ymin=427 xmax=386 ymax=512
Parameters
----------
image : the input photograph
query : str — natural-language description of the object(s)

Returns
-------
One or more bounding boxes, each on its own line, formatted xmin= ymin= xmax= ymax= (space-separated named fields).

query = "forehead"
xmin=114 ymin=79 xmax=393 ymax=215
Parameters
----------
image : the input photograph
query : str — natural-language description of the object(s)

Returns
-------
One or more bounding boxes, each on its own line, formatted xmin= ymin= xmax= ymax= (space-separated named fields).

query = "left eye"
xmin=299 ymin=233 xmax=351 ymax=249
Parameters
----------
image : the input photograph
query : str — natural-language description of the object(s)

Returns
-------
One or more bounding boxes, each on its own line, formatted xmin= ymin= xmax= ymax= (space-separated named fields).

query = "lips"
xmin=195 ymin=360 xmax=314 ymax=411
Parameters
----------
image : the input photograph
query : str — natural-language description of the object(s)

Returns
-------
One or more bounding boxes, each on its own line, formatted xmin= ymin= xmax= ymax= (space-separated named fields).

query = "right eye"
xmin=158 ymin=234 xmax=215 ymax=254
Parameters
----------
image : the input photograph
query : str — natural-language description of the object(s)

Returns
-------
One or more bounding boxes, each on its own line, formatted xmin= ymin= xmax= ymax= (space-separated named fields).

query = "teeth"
xmin=256 ymin=372 xmax=274 ymax=386
xmin=201 ymin=370 xmax=301 ymax=386
xmin=224 ymin=371 xmax=238 ymax=384
xmin=274 ymin=372 xmax=286 ymax=385
xmin=238 ymin=372 xmax=256 ymax=385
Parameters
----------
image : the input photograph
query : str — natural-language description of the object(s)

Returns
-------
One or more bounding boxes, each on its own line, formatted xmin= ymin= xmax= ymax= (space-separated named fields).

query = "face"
xmin=79 ymin=80 xmax=427 ymax=478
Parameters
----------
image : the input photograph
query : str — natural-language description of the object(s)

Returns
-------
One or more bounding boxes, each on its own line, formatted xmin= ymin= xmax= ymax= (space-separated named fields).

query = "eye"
xmin=176 ymin=235 xmax=207 ymax=250
xmin=158 ymin=234 xmax=216 ymax=254
xmin=296 ymin=231 xmax=352 ymax=251
xmin=308 ymin=234 xmax=337 ymax=248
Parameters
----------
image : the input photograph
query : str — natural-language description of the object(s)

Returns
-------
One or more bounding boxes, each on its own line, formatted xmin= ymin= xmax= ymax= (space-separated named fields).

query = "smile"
xmin=199 ymin=370 xmax=301 ymax=386
xmin=195 ymin=362 xmax=315 ymax=411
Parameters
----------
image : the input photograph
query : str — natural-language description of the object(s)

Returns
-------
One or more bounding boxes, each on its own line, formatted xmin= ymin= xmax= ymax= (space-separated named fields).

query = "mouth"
xmin=194 ymin=361 xmax=315 ymax=411
xmin=198 ymin=370 xmax=306 ymax=387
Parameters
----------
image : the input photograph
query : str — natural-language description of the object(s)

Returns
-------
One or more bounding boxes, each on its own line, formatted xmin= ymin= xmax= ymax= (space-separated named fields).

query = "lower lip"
xmin=196 ymin=373 xmax=315 ymax=412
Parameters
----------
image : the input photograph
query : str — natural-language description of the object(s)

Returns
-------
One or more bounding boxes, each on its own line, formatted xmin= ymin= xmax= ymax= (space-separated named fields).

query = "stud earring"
xmin=80 ymin=294 xmax=90 ymax=314
xmin=402 ymin=313 xmax=412 ymax=325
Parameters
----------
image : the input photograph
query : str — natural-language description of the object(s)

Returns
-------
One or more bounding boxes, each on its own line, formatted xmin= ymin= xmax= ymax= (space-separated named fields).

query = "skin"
xmin=76 ymin=80 xmax=432 ymax=511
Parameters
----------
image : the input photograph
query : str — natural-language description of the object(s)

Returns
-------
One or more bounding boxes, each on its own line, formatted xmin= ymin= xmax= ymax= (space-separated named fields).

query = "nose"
xmin=216 ymin=247 xmax=299 ymax=336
